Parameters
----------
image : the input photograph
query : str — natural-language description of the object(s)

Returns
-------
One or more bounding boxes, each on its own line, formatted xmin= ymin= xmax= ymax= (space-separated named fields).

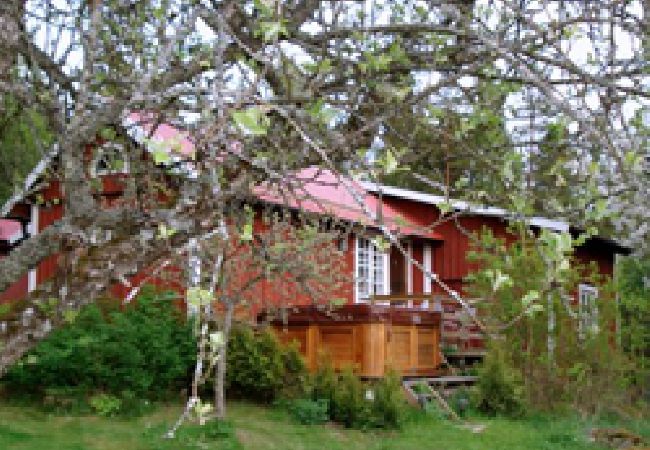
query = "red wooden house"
xmin=0 ymin=117 xmax=629 ymax=377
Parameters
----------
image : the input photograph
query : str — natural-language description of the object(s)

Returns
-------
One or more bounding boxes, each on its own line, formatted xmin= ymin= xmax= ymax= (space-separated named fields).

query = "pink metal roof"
xmin=123 ymin=116 xmax=440 ymax=239
xmin=255 ymin=167 xmax=443 ymax=240
xmin=127 ymin=112 xmax=195 ymax=157
xmin=0 ymin=219 xmax=23 ymax=244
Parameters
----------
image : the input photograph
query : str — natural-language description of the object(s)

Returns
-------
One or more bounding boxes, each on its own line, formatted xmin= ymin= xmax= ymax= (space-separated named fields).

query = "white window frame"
xmin=422 ymin=243 xmax=432 ymax=308
xmin=354 ymin=236 xmax=389 ymax=303
xmin=28 ymin=204 xmax=39 ymax=293
xmin=91 ymin=142 xmax=129 ymax=177
xmin=406 ymin=241 xmax=413 ymax=294
xmin=406 ymin=241 xmax=413 ymax=307
xmin=578 ymin=283 xmax=599 ymax=337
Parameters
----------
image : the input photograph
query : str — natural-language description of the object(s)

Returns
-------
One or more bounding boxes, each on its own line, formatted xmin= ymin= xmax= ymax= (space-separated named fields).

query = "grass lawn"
xmin=0 ymin=401 xmax=647 ymax=450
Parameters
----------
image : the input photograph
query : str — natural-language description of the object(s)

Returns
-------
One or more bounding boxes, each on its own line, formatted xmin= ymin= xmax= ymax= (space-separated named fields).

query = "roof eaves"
xmin=361 ymin=181 xmax=570 ymax=233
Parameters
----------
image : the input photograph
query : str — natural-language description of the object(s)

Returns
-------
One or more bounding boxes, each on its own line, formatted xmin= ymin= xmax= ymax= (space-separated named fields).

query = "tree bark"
xmin=0 ymin=1 xmax=25 ymax=83
xmin=215 ymin=300 xmax=234 ymax=419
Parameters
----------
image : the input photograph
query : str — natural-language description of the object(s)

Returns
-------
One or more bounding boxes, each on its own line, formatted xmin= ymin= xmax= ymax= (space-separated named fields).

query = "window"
xmin=91 ymin=143 xmax=128 ymax=176
xmin=355 ymin=237 xmax=388 ymax=302
xmin=578 ymin=284 xmax=599 ymax=337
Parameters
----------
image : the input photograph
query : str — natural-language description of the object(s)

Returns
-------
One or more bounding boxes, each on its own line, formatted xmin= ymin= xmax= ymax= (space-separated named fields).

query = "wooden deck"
xmin=262 ymin=303 xmax=443 ymax=378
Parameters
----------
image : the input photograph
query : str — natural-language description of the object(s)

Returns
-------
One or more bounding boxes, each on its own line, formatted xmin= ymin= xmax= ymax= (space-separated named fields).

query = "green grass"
xmin=0 ymin=401 xmax=647 ymax=450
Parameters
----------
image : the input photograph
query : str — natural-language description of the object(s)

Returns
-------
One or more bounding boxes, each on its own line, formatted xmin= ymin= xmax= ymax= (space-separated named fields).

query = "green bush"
xmin=311 ymin=356 xmax=338 ymax=406
xmin=89 ymin=393 xmax=122 ymax=417
xmin=226 ymin=326 xmax=307 ymax=403
xmin=471 ymin=346 xmax=526 ymax=417
xmin=2 ymin=287 xmax=195 ymax=411
xmin=42 ymin=387 xmax=89 ymax=413
xmin=331 ymin=368 xmax=373 ymax=428
xmin=288 ymin=398 xmax=330 ymax=425
xmin=371 ymin=369 xmax=406 ymax=428
xmin=306 ymin=361 xmax=407 ymax=429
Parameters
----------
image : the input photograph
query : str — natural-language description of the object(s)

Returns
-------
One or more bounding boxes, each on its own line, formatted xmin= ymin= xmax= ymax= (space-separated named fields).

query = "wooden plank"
xmin=359 ymin=323 xmax=385 ymax=377
xmin=319 ymin=326 xmax=355 ymax=369
xmin=417 ymin=326 xmax=436 ymax=367
xmin=306 ymin=324 xmax=318 ymax=371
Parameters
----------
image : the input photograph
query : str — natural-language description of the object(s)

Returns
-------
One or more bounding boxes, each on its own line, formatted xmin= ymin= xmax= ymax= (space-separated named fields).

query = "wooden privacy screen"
xmin=262 ymin=304 xmax=442 ymax=378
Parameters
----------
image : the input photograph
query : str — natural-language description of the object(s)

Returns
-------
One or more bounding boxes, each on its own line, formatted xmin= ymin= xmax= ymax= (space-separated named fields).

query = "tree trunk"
xmin=0 ymin=1 xmax=25 ymax=83
xmin=547 ymin=293 xmax=555 ymax=369
xmin=215 ymin=301 xmax=234 ymax=419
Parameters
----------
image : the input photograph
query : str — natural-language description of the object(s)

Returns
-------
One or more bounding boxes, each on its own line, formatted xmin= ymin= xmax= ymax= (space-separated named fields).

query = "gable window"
xmin=578 ymin=283 xmax=599 ymax=337
xmin=355 ymin=237 xmax=389 ymax=302
xmin=91 ymin=143 xmax=129 ymax=177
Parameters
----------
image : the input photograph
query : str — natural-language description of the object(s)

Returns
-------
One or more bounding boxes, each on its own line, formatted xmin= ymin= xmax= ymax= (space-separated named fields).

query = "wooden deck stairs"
xmin=402 ymin=375 xmax=478 ymax=417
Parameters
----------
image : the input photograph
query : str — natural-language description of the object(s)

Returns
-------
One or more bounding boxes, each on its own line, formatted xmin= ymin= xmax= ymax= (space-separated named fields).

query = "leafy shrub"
xmin=471 ymin=346 xmax=525 ymax=417
xmin=306 ymin=361 xmax=407 ymax=429
xmin=2 ymin=287 xmax=195 ymax=412
xmin=42 ymin=387 xmax=89 ymax=413
xmin=311 ymin=355 xmax=338 ymax=406
xmin=411 ymin=382 xmax=432 ymax=395
xmin=89 ymin=393 xmax=122 ymax=417
xmin=226 ymin=326 xmax=307 ymax=402
xmin=371 ymin=369 xmax=406 ymax=428
xmin=280 ymin=341 xmax=310 ymax=399
xmin=449 ymin=386 xmax=472 ymax=418
xmin=331 ymin=368 xmax=373 ymax=428
xmin=288 ymin=398 xmax=330 ymax=425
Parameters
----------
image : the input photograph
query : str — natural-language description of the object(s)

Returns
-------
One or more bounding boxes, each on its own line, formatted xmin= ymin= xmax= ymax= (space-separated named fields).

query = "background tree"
xmin=617 ymin=255 xmax=650 ymax=401
xmin=464 ymin=226 xmax=626 ymax=412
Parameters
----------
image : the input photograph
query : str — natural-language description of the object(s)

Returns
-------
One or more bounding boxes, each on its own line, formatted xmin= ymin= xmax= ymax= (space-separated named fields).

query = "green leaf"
xmin=157 ymin=223 xmax=177 ymax=239
xmin=63 ymin=309 xmax=79 ymax=324
xmin=393 ymin=214 xmax=410 ymax=228
xmin=491 ymin=270 xmax=512 ymax=292
xmin=232 ymin=107 xmax=270 ymax=136
xmin=253 ymin=0 xmax=273 ymax=17
xmin=0 ymin=304 xmax=10 ymax=316
xmin=186 ymin=287 xmax=212 ymax=307
xmin=383 ymin=149 xmax=398 ymax=174
xmin=257 ymin=21 xmax=287 ymax=42
xmin=209 ymin=331 xmax=224 ymax=347
xmin=372 ymin=235 xmax=390 ymax=252
xmin=438 ymin=201 xmax=453 ymax=215
xmin=525 ymin=304 xmax=544 ymax=316
xmin=521 ymin=290 xmax=540 ymax=308
xmin=307 ymin=100 xmax=338 ymax=124
xmin=241 ymin=222 xmax=253 ymax=242
xmin=99 ymin=127 xmax=117 ymax=141
xmin=152 ymin=7 xmax=165 ymax=20
xmin=152 ymin=149 xmax=171 ymax=165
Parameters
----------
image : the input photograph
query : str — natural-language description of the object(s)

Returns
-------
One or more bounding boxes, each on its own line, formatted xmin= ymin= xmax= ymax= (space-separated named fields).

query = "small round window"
xmin=91 ymin=143 xmax=129 ymax=176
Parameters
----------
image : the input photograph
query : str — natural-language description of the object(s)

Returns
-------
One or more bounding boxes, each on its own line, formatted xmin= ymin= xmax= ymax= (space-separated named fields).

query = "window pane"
xmin=373 ymin=247 xmax=385 ymax=295
xmin=357 ymin=238 xmax=370 ymax=299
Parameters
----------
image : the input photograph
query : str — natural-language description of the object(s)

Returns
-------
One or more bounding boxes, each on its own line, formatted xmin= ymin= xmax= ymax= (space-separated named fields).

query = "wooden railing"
xmin=368 ymin=293 xmax=480 ymax=309
xmin=368 ymin=293 xmax=486 ymax=355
